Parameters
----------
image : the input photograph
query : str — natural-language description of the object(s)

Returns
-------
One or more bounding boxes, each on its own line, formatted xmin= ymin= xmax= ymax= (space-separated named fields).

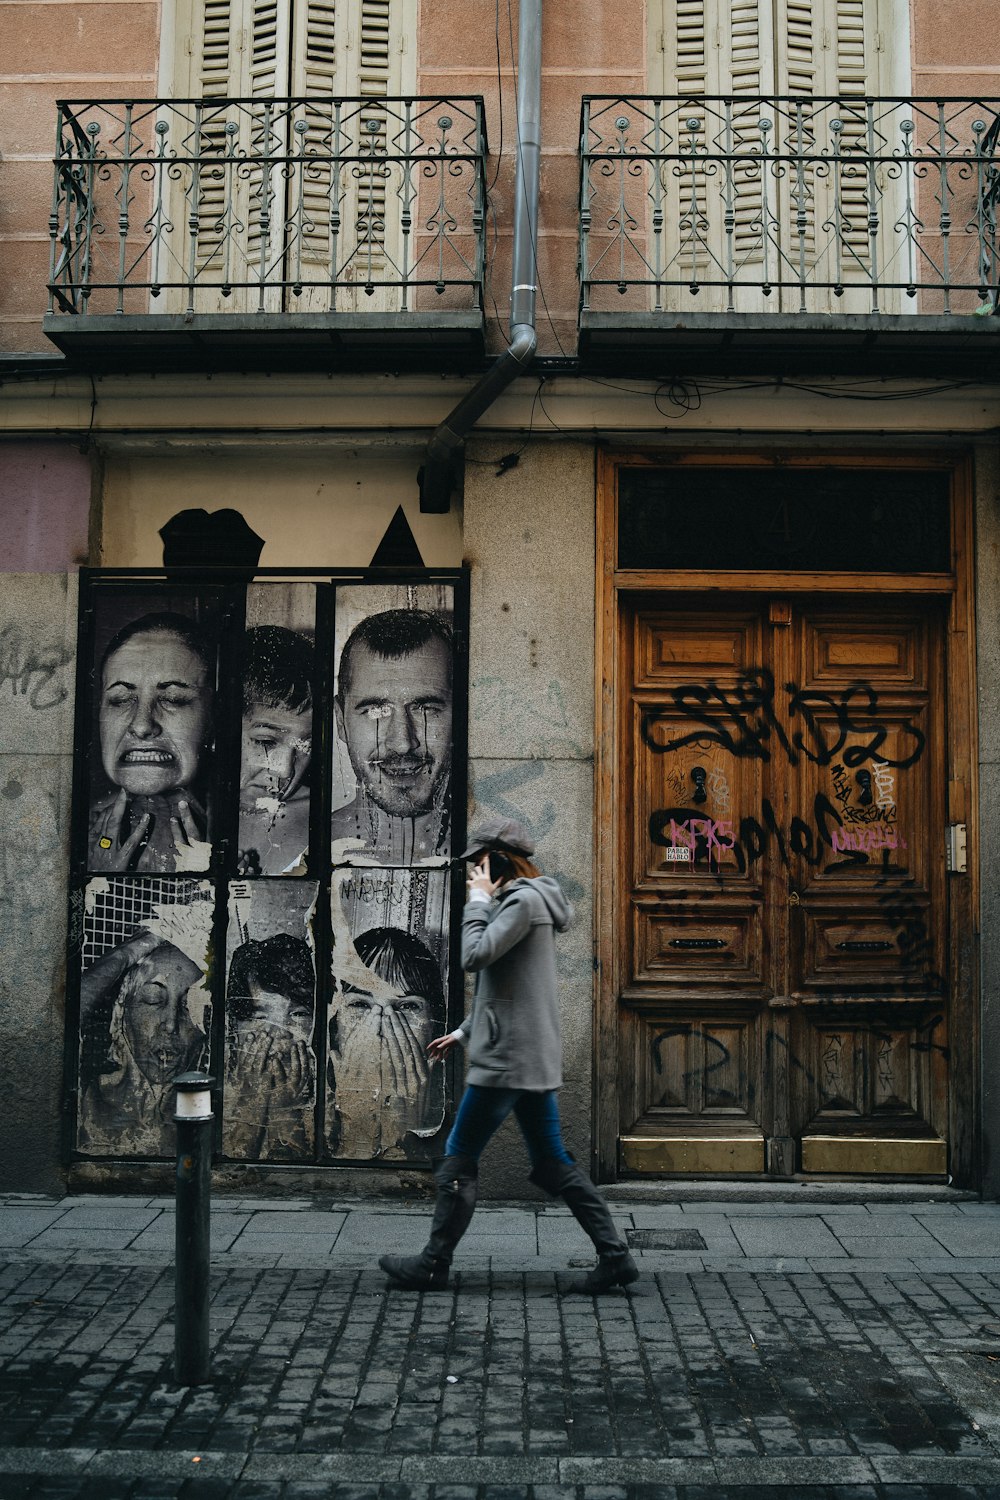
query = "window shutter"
xmin=189 ymin=0 xmax=292 ymax=278
xmin=199 ymin=0 xmax=236 ymax=98
xmin=770 ymin=0 xmax=881 ymax=278
xmin=782 ymin=0 xmax=816 ymax=96
xmin=287 ymin=0 xmax=402 ymax=283
xmin=192 ymin=0 xmax=243 ymax=278
xmin=652 ymin=0 xmax=887 ymax=306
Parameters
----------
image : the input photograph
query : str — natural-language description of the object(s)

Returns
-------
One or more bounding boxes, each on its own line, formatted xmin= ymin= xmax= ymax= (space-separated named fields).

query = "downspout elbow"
xmin=420 ymin=0 xmax=542 ymax=513
xmin=419 ymin=322 xmax=538 ymax=512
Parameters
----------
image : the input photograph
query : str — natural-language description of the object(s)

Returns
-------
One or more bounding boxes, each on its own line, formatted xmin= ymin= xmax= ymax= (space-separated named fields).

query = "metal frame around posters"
xmin=64 ymin=565 xmax=470 ymax=1171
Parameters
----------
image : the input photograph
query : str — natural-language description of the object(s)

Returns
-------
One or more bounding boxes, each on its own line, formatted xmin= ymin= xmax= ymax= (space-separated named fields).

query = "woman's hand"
xmin=170 ymin=796 xmax=204 ymax=850
xmin=426 ymin=1029 xmax=464 ymax=1063
xmin=467 ymin=860 xmax=500 ymax=902
xmin=91 ymin=789 xmax=151 ymax=872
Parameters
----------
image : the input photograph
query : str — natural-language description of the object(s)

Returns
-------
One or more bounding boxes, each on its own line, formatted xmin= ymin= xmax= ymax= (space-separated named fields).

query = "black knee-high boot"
xmin=529 ymin=1158 xmax=639 ymax=1293
xmin=379 ymin=1155 xmax=479 ymax=1290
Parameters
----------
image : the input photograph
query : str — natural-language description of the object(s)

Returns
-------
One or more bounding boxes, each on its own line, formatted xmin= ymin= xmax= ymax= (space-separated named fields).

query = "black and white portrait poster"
xmin=76 ymin=877 xmax=213 ymax=1156
xmin=86 ymin=595 xmax=219 ymax=874
xmin=237 ymin=584 xmax=316 ymax=878
xmin=224 ymin=880 xmax=318 ymax=1161
xmin=330 ymin=584 xmax=454 ymax=867
xmin=327 ymin=866 xmax=449 ymax=1161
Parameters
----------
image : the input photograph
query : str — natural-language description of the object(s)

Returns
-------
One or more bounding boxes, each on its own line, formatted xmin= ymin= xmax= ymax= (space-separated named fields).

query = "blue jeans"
xmin=445 ymin=1084 xmax=573 ymax=1166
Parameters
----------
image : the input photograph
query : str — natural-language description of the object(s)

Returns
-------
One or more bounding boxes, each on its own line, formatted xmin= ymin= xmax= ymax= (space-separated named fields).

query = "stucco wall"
xmin=0 ymin=441 xmax=89 ymax=1191
xmin=98 ymin=442 xmax=463 ymax=569
xmin=976 ymin=441 xmax=1000 ymax=1198
xmin=0 ymin=572 xmax=78 ymax=1192
xmin=463 ymin=437 xmax=596 ymax=1197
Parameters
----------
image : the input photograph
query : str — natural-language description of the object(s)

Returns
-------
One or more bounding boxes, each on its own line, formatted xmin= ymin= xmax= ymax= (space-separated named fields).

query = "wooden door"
xmin=618 ymin=594 xmax=949 ymax=1176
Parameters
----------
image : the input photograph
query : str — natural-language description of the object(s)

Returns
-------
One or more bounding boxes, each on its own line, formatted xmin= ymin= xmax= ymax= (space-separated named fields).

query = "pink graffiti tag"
xmin=831 ymin=826 xmax=907 ymax=854
xmin=666 ymin=817 xmax=736 ymax=856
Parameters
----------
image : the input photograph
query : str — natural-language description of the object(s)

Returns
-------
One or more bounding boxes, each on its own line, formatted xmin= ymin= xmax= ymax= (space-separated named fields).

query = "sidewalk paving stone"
xmin=0 ymin=1210 xmax=72 ymax=1247
xmin=239 ymin=1213 xmax=347 ymax=1237
xmin=131 ymin=1217 xmax=250 ymax=1253
xmin=42 ymin=1207 xmax=162 ymax=1231
xmin=5 ymin=1194 xmax=1000 ymax=1497
xmin=728 ymin=1216 xmax=847 ymax=1258
xmin=919 ymin=1221 xmax=1000 ymax=1256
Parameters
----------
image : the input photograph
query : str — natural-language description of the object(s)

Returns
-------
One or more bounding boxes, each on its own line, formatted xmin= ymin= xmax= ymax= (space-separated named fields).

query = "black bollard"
xmin=173 ymin=1071 xmax=215 ymax=1386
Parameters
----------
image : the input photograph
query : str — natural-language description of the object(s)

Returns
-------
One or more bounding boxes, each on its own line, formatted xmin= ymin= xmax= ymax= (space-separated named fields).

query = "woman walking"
xmin=378 ymin=817 xmax=638 ymax=1295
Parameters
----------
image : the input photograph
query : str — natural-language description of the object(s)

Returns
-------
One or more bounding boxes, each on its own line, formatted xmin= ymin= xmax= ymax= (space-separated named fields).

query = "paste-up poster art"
xmin=72 ymin=571 xmax=466 ymax=1169
xmin=76 ymin=877 xmax=213 ymax=1156
xmin=86 ymin=596 xmax=218 ymax=874
xmin=224 ymin=880 xmax=318 ymax=1160
xmin=237 ymin=585 xmax=316 ymax=877
xmin=327 ymin=865 xmax=449 ymax=1161
xmin=331 ymin=585 xmax=454 ymax=867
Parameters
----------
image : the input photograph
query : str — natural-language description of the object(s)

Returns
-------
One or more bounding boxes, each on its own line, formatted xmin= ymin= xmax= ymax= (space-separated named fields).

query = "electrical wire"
xmin=465 ymin=376 xmax=546 ymax=470
xmin=486 ymin=0 xmax=504 ymax=196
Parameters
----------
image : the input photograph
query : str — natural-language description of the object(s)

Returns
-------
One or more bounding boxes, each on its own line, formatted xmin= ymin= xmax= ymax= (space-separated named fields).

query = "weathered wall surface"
xmin=417 ymin=0 xmax=645 ymax=357
xmin=910 ymin=0 xmax=998 ymax=92
xmin=463 ymin=437 xmax=596 ymax=1197
xmin=975 ymin=441 xmax=1000 ymax=1197
xmin=0 ymin=444 xmax=92 ymax=570
xmin=0 ymin=0 xmax=161 ymax=353
xmin=98 ymin=442 xmax=463 ymax=568
xmin=0 ymin=573 xmax=78 ymax=1192
xmin=0 ymin=441 xmax=89 ymax=1191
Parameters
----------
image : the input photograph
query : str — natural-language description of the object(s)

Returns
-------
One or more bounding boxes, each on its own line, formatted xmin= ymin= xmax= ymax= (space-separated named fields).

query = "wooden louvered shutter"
xmin=772 ymin=0 xmax=884 ymax=309
xmin=183 ymin=0 xmax=292 ymax=309
xmin=653 ymin=0 xmax=887 ymax=311
xmin=658 ymin=0 xmax=770 ymax=302
xmin=287 ymin=0 xmax=406 ymax=310
xmin=175 ymin=0 xmax=407 ymax=311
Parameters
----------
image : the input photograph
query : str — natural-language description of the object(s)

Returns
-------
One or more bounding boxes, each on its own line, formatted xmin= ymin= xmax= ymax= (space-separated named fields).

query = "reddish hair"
xmin=497 ymin=851 xmax=540 ymax=882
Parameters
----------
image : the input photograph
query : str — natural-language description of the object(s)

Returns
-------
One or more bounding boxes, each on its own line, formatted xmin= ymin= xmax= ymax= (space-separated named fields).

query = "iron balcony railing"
xmin=48 ymin=96 xmax=487 ymax=317
xmin=580 ymin=95 xmax=1000 ymax=316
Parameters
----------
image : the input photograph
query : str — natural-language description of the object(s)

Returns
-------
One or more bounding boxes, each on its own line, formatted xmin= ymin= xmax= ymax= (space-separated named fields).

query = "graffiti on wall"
xmin=0 ymin=623 xmax=73 ymax=711
xmin=73 ymin=579 xmax=459 ymax=1164
xmin=646 ymin=670 xmax=923 ymax=876
xmin=641 ymin=668 xmax=926 ymax=770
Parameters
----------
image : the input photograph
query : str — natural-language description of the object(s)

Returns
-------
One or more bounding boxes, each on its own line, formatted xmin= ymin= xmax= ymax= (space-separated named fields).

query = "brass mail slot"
xmin=670 ymin=938 xmax=727 ymax=950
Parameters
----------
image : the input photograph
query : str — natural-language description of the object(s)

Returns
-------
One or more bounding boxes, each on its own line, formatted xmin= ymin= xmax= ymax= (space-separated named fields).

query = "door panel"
xmin=619 ymin=594 xmax=948 ymax=1176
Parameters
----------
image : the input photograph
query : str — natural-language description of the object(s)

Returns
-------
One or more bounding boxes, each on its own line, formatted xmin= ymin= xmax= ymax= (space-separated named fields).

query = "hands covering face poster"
xmin=327 ymin=865 xmax=448 ymax=1161
xmin=224 ymin=880 xmax=318 ymax=1160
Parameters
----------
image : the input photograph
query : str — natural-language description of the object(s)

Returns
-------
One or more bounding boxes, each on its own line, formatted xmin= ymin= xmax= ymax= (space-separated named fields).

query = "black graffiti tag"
xmin=650 ymin=792 xmax=881 ymax=874
xmin=0 ymin=624 xmax=72 ymax=711
xmin=641 ymin=668 xmax=925 ymax=770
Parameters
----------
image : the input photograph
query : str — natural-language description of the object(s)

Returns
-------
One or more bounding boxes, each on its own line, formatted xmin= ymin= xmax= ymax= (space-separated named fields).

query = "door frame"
xmin=593 ymin=446 xmax=980 ymax=1184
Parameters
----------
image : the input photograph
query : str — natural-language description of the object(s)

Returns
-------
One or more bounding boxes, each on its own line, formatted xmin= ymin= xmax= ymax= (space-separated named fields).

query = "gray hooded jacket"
xmin=457 ymin=875 xmax=572 ymax=1091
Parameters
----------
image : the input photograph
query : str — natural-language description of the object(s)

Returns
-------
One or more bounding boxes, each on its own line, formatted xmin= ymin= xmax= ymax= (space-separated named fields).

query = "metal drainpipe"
xmin=418 ymin=0 xmax=541 ymax=512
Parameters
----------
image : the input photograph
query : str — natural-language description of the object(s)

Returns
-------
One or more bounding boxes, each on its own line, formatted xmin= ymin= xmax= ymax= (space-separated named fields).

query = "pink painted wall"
xmin=0 ymin=443 xmax=92 ymax=570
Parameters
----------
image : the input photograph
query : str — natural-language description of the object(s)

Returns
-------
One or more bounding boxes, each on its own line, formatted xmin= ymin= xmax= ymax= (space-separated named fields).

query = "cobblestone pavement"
xmin=3 ymin=1190 xmax=1000 ymax=1497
